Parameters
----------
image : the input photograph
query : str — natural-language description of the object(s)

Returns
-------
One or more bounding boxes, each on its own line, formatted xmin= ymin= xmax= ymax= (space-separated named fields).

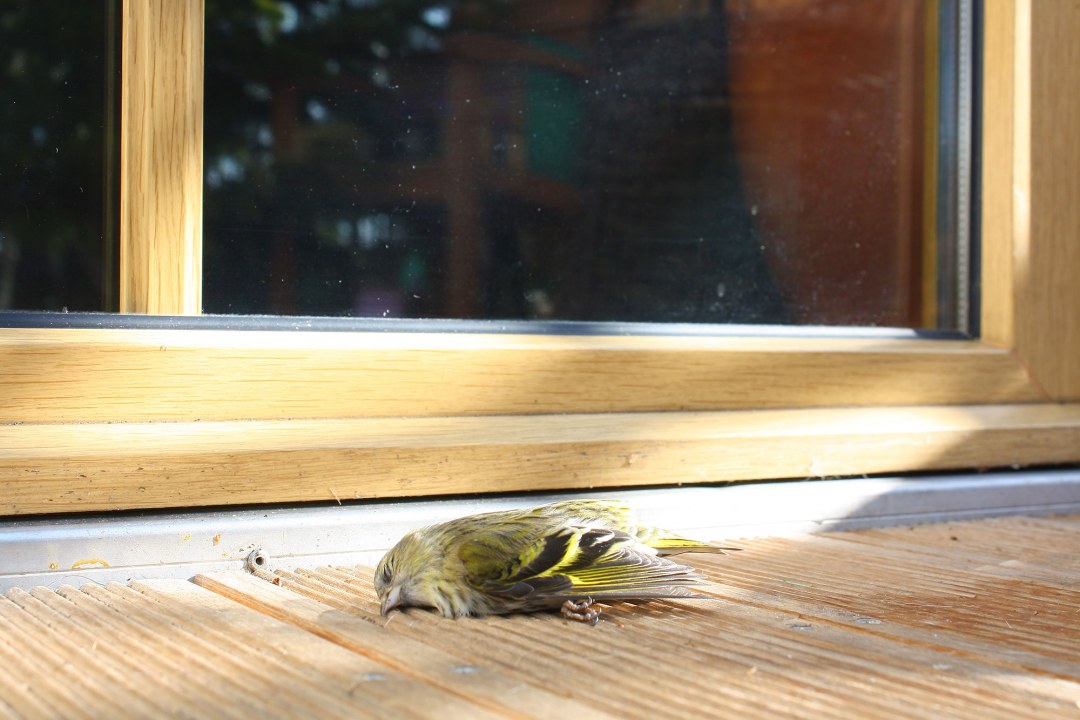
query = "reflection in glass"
xmin=0 ymin=4 xmax=115 ymax=311
xmin=204 ymin=0 xmax=968 ymax=329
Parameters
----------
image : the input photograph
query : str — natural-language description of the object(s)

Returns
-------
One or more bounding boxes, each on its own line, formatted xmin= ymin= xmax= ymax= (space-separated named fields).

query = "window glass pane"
xmin=0 ymin=3 xmax=117 ymax=312
xmin=204 ymin=0 xmax=971 ymax=329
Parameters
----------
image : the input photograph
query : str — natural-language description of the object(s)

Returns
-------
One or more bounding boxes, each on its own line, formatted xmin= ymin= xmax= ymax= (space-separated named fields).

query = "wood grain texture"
xmin=979 ymin=0 xmax=1021 ymax=348
xmin=5 ymin=518 xmax=1078 ymax=719
xmin=120 ymin=1 xmax=203 ymax=315
xmin=194 ymin=573 xmax=616 ymax=720
xmin=0 ymin=328 xmax=1045 ymax=424
xmin=0 ymin=579 xmax=501 ymax=719
xmin=192 ymin=516 xmax=1080 ymax=720
xmin=696 ymin=519 xmax=1080 ymax=679
xmin=1015 ymin=0 xmax=1080 ymax=400
xmin=3 ymin=404 xmax=1079 ymax=514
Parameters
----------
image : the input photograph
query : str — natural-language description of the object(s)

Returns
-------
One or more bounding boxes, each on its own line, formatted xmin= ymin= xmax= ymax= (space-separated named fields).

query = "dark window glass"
xmin=204 ymin=0 xmax=969 ymax=329
xmin=0 ymin=3 xmax=117 ymax=311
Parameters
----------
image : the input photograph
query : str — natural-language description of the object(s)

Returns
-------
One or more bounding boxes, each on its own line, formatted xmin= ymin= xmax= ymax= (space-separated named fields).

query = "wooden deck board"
xmin=0 ymin=514 xmax=1077 ymax=718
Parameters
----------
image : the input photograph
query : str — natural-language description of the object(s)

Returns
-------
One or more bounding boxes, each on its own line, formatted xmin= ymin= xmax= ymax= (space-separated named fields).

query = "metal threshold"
xmin=1 ymin=467 xmax=1078 ymax=593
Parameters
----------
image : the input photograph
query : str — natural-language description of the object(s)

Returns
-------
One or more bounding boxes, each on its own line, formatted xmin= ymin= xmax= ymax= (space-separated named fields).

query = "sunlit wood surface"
xmin=120 ymin=1 xmax=203 ymax=315
xmin=6 ymin=402 xmax=1080 ymax=515
xmin=2 ymin=514 xmax=1078 ymax=718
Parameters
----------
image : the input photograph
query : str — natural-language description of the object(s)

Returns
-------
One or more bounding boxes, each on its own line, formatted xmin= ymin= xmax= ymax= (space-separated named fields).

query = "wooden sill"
xmin=0 ymin=328 xmax=1044 ymax=424
xmin=4 ymin=403 xmax=1080 ymax=515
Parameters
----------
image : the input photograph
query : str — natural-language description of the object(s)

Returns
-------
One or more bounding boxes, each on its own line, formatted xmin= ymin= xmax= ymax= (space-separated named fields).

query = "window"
xmin=0 ymin=3 xmax=118 ymax=312
xmin=200 ymin=0 xmax=962 ymax=328
xmin=1 ymin=0 xmax=1078 ymax=515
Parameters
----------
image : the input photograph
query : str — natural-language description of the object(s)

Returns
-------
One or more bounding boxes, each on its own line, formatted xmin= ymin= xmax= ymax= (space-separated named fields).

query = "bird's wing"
xmin=645 ymin=536 xmax=743 ymax=556
xmin=532 ymin=499 xmax=741 ymax=556
xmin=460 ymin=524 xmax=704 ymax=602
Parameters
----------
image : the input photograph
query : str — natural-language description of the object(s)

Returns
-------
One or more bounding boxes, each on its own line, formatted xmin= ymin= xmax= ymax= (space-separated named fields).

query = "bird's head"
xmin=374 ymin=530 xmax=453 ymax=617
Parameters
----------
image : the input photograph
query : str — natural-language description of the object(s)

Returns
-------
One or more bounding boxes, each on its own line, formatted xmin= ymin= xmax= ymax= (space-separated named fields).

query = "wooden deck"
xmin=1 ymin=514 xmax=1078 ymax=718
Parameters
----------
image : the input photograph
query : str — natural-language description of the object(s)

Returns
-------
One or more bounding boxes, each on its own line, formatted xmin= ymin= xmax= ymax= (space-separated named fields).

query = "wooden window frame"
xmin=1 ymin=0 xmax=1078 ymax=515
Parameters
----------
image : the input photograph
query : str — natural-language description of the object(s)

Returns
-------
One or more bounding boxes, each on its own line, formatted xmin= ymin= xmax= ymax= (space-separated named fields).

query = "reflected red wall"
xmin=727 ymin=0 xmax=927 ymax=326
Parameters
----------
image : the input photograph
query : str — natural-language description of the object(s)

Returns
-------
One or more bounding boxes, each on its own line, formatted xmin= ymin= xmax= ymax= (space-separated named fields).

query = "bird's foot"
xmin=561 ymin=597 xmax=601 ymax=625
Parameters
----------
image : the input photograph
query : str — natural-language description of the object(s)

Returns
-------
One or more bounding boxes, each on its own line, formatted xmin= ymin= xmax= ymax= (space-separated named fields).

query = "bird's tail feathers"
xmin=652 ymin=539 xmax=742 ymax=556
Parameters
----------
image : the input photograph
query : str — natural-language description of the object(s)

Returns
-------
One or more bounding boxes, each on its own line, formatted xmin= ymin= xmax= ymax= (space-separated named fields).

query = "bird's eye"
xmin=381 ymin=565 xmax=393 ymax=582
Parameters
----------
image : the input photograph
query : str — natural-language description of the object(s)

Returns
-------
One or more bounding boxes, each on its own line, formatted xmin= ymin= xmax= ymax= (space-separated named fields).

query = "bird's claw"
xmin=561 ymin=598 xmax=601 ymax=625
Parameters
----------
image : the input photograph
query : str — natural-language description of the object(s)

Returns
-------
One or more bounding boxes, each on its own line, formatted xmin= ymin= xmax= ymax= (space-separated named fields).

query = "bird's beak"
xmin=380 ymin=586 xmax=402 ymax=616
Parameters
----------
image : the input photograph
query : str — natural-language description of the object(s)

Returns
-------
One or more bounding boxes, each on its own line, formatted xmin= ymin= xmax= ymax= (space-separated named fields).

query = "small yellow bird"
xmin=374 ymin=499 xmax=739 ymax=624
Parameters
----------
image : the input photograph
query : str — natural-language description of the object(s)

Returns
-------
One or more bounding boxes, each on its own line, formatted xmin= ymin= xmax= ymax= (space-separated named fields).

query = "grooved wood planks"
xmin=1 ymin=515 xmax=1078 ymax=718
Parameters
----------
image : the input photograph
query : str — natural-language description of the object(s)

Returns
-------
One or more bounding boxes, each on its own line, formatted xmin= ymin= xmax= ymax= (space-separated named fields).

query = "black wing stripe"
xmin=501 ymin=526 xmax=576 ymax=584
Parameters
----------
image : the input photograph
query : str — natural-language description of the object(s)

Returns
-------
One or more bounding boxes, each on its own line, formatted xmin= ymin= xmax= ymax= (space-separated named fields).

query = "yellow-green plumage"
xmin=374 ymin=499 xmax=738 ymax=622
